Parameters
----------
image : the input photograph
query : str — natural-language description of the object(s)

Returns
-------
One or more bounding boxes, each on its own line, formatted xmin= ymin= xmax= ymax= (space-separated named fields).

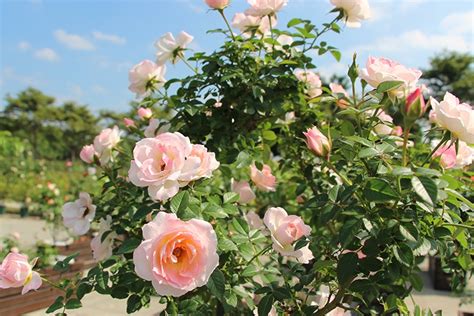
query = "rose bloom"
xmin=330 ymin=0 xmax=371 ymax=28
xmin=179 ymin=144 xmax=220 ymax=182
xmin=128 ymin=60 xmax=166 ymax=97
xmin=304 ymin=126 xmax=331 ymax=157
xmin=329 ymin=83 xmax=350 ymax=108
xmin=433 ymin=140 xmax=474 ymax=169
xmin=430 ymin=92 xmax=474 ymax=144
xmin=133 ymin=212 xmax=219 ymax=297
xmin=366 ymin=109 xmax=394 ymax=135
xmin=62 ymin=192 xmax=96 ymax=235
xmin=232 ymin=12 xmax=276 ymax=36
xmin=91 ymin=215 xmax=117 ymax=262
xmin=155 ymin=31 xmax=194 ymax=65
xmin=0 ymin=253 xmax=42 ymax=294
xmin=205 ymin=0 xmax=229 ymax=10
xmin=123 ymin=117 xmax=135 ymax=128
xmin=359 ymin=56 xmax=422 ymax=97
xmin=93 ymin=126 xmax=121 ymax=164
xmin=294 ymin=69 xmax=322 ymax=98
xmin=144 ymin=119 xmax=169 ymax=138
xmin=263 ymin=207 xmax=313 ymax=264
xmin=245 ymin=211 xmax=265 ymax=230
xmin=80 ymin=144 xmax=96 ymax=164
xmin=250 ymin=163 xmax=276 ymax=192
xmin=231 ymin=179 xmax=256 ymax=204
xmin=245 ymin=0 xmax=288 ymax=16
xmin=137 ymin=107 xmax=153 ymax=120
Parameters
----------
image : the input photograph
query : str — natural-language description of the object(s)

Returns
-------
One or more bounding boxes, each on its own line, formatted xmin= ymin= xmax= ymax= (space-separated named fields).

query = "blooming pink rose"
xmin=231 ymin=179 xmax=256 ymax=204
xmin=133 ymin=212 xmax=219 ymax=297
xmin=245 ymin=0 xmax=288 ymax=16
xmin=294 ymin=69 xmax=322 ymax=98
xmin=93 ymin=126 xmax=121 ymax=164
xmin=304 ymin=126 xmax=331 ymax=158
xmin=123 ymin=118 xmax=135 ymax=128
xmin=155 ymin=31 xmax=194 ymax=65
xmin=263 ymin=207 xmax=313 ymax=263
xmin=80 ymin=144 xmax=96 ymax=164
xmin=430 ymin=92 xmax=474 ymax=144
xmin=359 ymin=57 xmax=422 ymax=97
xmin=366 ymin=109 xmax=394 ymax=135
xmin=245 ymin=211 xmax=264 ymax=230
xmin=137 ymin=107 xmax=153 ymax=120
xmin=205 ymin=0 xmax=229 ymax=9
xmin=91 ymin=215 xmax=117 ymax=262
xmin=433 ymin=140 xmax=474 ymax=169
xmin=330 ymin=0 xmax=371 ymax=28
xmin=62 ymin=192 xmax=96 ymax=235
xmin=0 ymin=253 xmax=42 ymax=295
xmin=232 ymin=12 xmax=276 ymax=36
xmin=179 ymin=144 xmax=220 ymax=182
xmin=128 ymin=60 xmax=166 ymax=97
xmin=250 ymin=164 xmax=276 ymax=192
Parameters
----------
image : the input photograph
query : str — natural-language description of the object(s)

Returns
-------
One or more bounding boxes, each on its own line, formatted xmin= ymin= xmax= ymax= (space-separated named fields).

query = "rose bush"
xmin=2 ymin=0 xmax=472 ymax=315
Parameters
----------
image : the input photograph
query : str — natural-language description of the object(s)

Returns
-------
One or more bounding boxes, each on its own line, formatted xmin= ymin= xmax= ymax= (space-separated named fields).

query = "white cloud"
xmin=317 ymin=62 xmax=348 ymax=79
xmin=441 ymin=10 xmax=474 ymax=34
xmin=2 ymin=67 xmax=44 ymax=86
xmin=34 ymin=48 xmax=59 ymax=62
xmin=70 ymin=84 xmax=83 ymax=98
xmin=92 ymin=31 xmax=126 ymax=45
xmin=54 ymin=29 xmax=95 ymax=51
xmin=92 ymin=84 xmax=107 ymax=94
xmin=177 ymin=0 xmax=205 ymax=14
xmin=18 ymin=41 xmax=31 ymax=52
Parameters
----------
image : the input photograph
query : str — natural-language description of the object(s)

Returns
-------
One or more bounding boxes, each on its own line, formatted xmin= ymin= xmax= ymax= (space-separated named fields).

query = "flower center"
xmin=172 ymin=247 xmax=184 ymax=261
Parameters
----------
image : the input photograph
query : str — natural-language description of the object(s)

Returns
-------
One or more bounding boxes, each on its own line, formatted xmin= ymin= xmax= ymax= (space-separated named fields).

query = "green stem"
xmin=247 ymin=245 xmax=272 ymax=266
xmin=326 ymin=161 xmax=352 ymax=186
xmin=304 ymin=16 xmax=340 ymax=53
xmin=268 ymin=15 xmax=274 ymax=48
xmin=40 ymin=276 xmax=65 ymax=291
xmin=402 ymin=126 xmax=411 ymax=167
xmin=420 ymin=136 xmax=450 ymax=166
xmin=218 ymin=9 xmax=236 ymax=41
xmin=180 ymin=57 xmax=198 ymax=74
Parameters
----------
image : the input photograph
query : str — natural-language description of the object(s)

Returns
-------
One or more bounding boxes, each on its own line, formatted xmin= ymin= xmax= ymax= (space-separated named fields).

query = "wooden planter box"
xmin=0 ymin=237 xmax=96 ymax=316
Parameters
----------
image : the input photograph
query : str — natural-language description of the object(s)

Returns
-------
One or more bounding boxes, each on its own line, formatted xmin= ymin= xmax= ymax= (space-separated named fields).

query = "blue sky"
xmin=1 ymin=0 xmax=473 ymax=113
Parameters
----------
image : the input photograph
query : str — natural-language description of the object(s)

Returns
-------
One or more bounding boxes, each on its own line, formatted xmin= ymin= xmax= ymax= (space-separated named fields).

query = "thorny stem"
xmin=247 ymin=245 xmax=272 ymax=266
xmin=304 ymin=16 xmax=340 ymax=53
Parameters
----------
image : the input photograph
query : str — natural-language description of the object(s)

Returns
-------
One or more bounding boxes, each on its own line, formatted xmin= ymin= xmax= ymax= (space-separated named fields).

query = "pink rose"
xmin=205 ymin=0 xmax=229 ymax=10
xmin=231 ymin=179 xmax=256 ymax=204
xmin=304 ymin=126 xmax=331 ymax=158
xmin=245 ymin=211 xmax=265 ymax=231
xmin=94 ymin=126 xmax=121 ymax=164
xmin=245 ymin=0 xmax=288 ymax=16
xmin=91 ymin=216 xmax=117 ymax=262
xmin=263 ymin=207 xmax=313 ymax=263
xmin=329 ymin=83 xmax=350 ymax=108
xmin=180 ymin=144 xmax=220 ymax=181
xmin=392 ymin=126 xmax=403 ymax=137
xmin=430 ymin=92 xmax=474 ymax=144
xmin=155 ymin=32 xmax=194 ymax=65
xmin=137 ymin=107 xmax=153 ymax=120
xmin=250 ymin=164 xmax=276 ymax=192
xmin=128 ymin=60 xmax=166 ymax=97
xmin=330 ymin=0 xmax=371 ymax=28
xmin=232 ymin=13 xmax=276 ymax=36
xmin=359 ymin=57 xmax=422 ymax=97
xmin=433 ymin=140 xmax=474 ymax=169
xmin=366 ymin=109 xmax=394 ymax=135
xmin=0 ymin=253 xmax=42 ymax=294
xmin=62 ymin=192 xmax=96 ymax=235
xmin=144 ymin=119 xmax=169 ymax=138
xmin=80 ymin=144 xmax=96 ymax=164
xmin=133 ymin=212 xmax=219 ymax=297
xmin=123 ymin=118 xmax=135 ymax=128
xmin=294 ymin=69 xmax=322 ymax=98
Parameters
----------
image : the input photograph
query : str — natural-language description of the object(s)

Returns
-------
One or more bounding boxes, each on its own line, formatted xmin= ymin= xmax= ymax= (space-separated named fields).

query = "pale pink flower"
xmin=90 ymin=216 xmax=116 ymax=262
xmin=128 ymin=60 xmax=166 ymax=97
xmin=430 ymin=92 xmax=474 ymax=144
xmin=304 ymin=126 xmax=331 ymax=157
xmin=205 ymin=0 xmax=229 ymax=9
xmin=263 ymin=207 xmax=313 ymax=263
xmin=155 ymin=32 xmax=194 ymax=65
xmin=359 ymin=57 xmax=422 ymax=97
xmin=294 ymin=69 xmax=322 ymax=98
xmin=245 ymin=211 xmax=264 ymax=230
xmin=433 ymin=140 xmax=474 ymax=169
xmin=250 ymin=164 xmax=276 ymax=192
xmin=133 ymin=212 xmax=219 ymax=297
xmin=123 ymin=118 xmax=135 ymax=128
xmin=245 ymin=0 xmax=288 ymax=16
xmin=179 ymin=144 xmax=220 ymax=181
xmin=144 ymin=119 xmax=163 ymax=138
xmin=330 ymin=0 xmax=371 ymax=28
xmin=137 ymin=107 xmax=153 ymax=120
xmin=392 ymin=126 xmax=403 ymax=137
xmin=80 ymin=144 xmax=96 ymax=164
xmin=232 ymin=13 xmax=276 ymax=36
xmin=93 ymin=126 xmax=121 ymax=164
xmin=231 ymin=179 xmax=256 ymax=204
xmin=62 ymin=192 xmax=96 ymax=235
xmin=0 ymin=253 xmax=42 ymax=295
xmin=264 ymin=34 xmax=294 ymax=51
xmin=366 ymin=109 xmax=394 ymax=135
xmin=330 ymin=83 xmax=350 ymax=108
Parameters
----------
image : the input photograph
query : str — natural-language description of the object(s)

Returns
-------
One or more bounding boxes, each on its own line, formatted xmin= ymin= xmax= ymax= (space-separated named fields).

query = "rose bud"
xmin=303 ymin=126 xmax=331 ymax=158
xmin=205 ymin=0 xmax=229 ymax=10
xmin=123 ymin=118 xmax=135 ymax=128
xmin=137 ymin=107 xmax=153 ymax=120
xmin=403 ymin=88 xmax=426 ymax=122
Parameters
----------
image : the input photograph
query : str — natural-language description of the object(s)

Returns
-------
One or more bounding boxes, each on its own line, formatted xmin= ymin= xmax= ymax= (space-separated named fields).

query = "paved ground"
xmin=1 ymin=215 xmax=473 ymax=315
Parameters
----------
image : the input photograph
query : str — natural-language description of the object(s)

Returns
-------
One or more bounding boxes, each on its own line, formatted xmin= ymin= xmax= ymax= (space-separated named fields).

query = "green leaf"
xmin=411 ymin=176 xmax=437 ymax=206
xmin=399 ymin=225 xmax=417 ymax=242
xmin=223 ymin=192 xmax=239 ymax=204
xmin=116 ymin=238 xmax=141 ymax=254
xmin=262 ymin=130 xmax=277 ymax=141
xmin=207 ymin=269 xmax=225 ymax=299
xmin=330 ymin=49 xmax=341 ymax=62
xmin=358 ymin=147 xmax=379 ymax=158
xmin=111 ymin=285 xmax=129 ymax=299
xmin=337 ymin=252 xmax=358 ymax=284
xmin=376 ymin=81 xmax=404 ymax=93
xmin=363 ymin=179 xmax=399 ymax=202
xmin=393 ymin=244 xmax=413 ymax=267
xmin=273 ymin=287 xmax=292 ymax=301
xmin=170 ymin=191 xmax=189 ymax=214
xmin=287 ymin=18 xmax=303 ymax=27
xmin=133 ymin=205 xmax=154 ymax=221
xmin=218 ymin=237 xmax=238 ymax=252
xmin=392 ymin=167 xmax=413 ymax=176
xmin=46 ymin=296 xmax=64 ymax=313
xmin=232 ymin=218 xmax=249 ymax=235
xmin=126 ymin=295 xmax=142 ymax=314
xmin=65 ymin=299 xmax=82 ymax=310
xmin=258 ymin=294 xmax=274 ymax=316
xmin=76 ymin=283 xmax=93 ymax=300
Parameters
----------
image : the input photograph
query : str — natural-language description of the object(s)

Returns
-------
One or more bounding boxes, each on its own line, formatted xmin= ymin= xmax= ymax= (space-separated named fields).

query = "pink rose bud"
xmin=404 ymin=87 xmax=426 ymax=122
xmin=205 ymin=0 xmax=229 ymax=10
xmin=0 ymin=253 xmax=42 ymax=294
xmin=137 ymin=107 xmax=153 ymax=120
xmin=123 ymin=118 xmax=135 ymax=128
xmin=250 ymin=164 xmax=276 ymax=192
xmin=79 ymin=144 xmax=96 ymax=164
xmin=65 ymin=161 xmax=73 ymax=167
xmin=303 ymin=126 xmax=331 ymax=158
